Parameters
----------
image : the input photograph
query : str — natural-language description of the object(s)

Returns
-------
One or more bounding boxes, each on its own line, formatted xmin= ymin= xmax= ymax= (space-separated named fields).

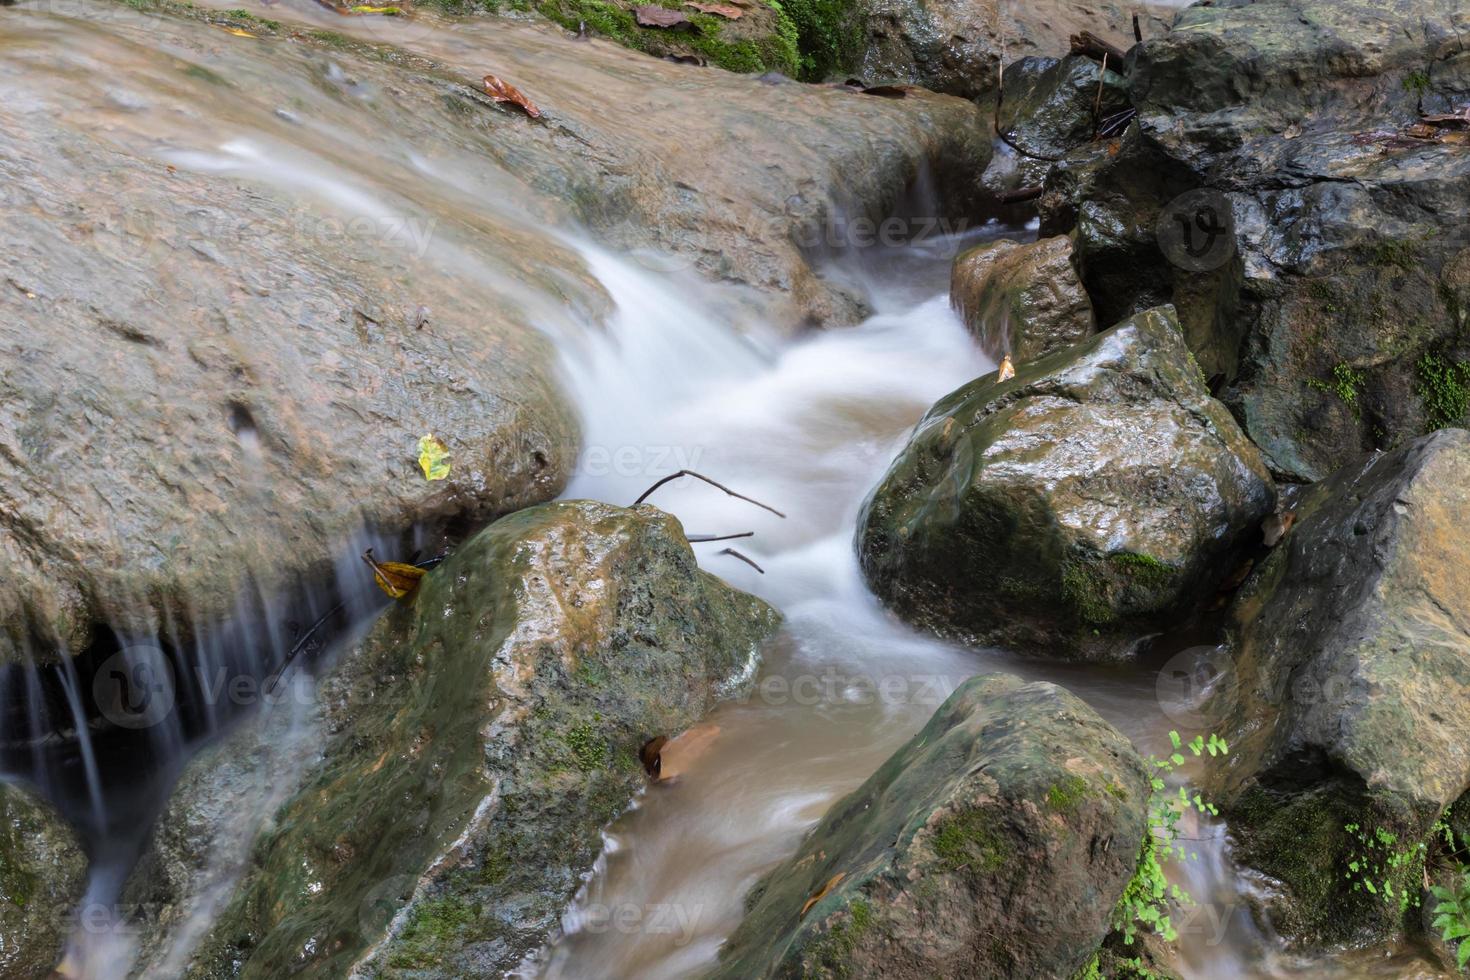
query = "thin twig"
xmin=1092 ymin=53 xmax=1108 ymax=137
xmin=633 ymin=470 xmax=786 ymax=518
xmin=687 ymin=531 xmax=756 ymax=543
xmin=718 ymin=548 xmax=765 ymax=574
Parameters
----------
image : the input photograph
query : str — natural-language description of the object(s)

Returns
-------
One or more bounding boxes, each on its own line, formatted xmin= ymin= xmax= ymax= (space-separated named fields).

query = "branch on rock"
xmin=718 ymin=548 xmax=765 ymax=574
xmin=1070 ymin=31 xmax=1128 ymax=66
xmin=633 ymin=470 xmax=786 ymax=518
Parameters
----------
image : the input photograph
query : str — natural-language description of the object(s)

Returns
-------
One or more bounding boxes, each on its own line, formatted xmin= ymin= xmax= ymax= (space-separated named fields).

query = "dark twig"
xmin=633 ymin=470 xmax=786 ymax=518
xmin=1132 ymin=12 xmax=1142 ymax=43
xmin=687 ymin=531 xmax=756 ymax=543
xmin=1070 ymin=31 xmax=1128 ymax=65
xmin=1096 ymin=107 xmax=1137 ymax=139
xmin=1091 ymin=52 xmax=1109 ymax=137
xmin=718 ymin=548 xmax=765 ymax=574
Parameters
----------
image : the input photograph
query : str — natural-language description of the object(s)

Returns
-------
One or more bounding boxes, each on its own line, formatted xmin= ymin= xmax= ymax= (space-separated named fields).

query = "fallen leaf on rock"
xmin=635 ymin=5 xmax=695 ymax=29
xmin=685 ymin=1 xmax=742 ymax=17
xmin=656 ymin=723 xmax=720 ymax=780
xmin=860 ymin=84 xmax=909 ymax=99
xmin=363 ymin=549 xmax=427 ymax=599
xmin=1405 ymin=122 xmax=1439 ymax=141
xmin=997 ymin=354 xmax=1016 ymax=381
xmin=350 ymin=4 xmax=403 ymax=12
xmin=418 ymin=434 xmax=451 ymax=480
xmin=640 ymin=736 xmax=668 ymax=779
xmin=223 ymin=26 xmax=258 ymax=36
xmin=483 ymin=74 xmax=542 ymax=118
xmin=800 ymin=872 xmax=846 ymax=919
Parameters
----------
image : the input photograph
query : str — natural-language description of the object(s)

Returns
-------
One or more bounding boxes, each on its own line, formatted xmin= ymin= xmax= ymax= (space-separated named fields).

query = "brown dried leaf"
xmin=860 ymin=84 xmax=909 ymax=99
xmin=800 ymin=872 xmax=846 ymax=919
xmin=482 ymin=74 xmax=542 ymax=118
xmin=635 ymin=5 xmax=694 ymax=29
xmin=685 ymin=1 xmax=743 ymax=17
xmin=362 ymin=549 xmax=427 ymax=600
xmin=997 ymin=354 xmax=1016 ymax=381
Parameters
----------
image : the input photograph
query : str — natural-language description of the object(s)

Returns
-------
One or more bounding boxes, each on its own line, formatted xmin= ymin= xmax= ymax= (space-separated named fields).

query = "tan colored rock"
xmin=951 ymin=236 xmax=1094 ymax=362
xmin=0 ymin=2 xmax=991 ymax=663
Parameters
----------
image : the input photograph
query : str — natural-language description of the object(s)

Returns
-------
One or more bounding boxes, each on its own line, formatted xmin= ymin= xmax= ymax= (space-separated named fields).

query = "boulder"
xmin=997 ymin=55 xmax=1130 ymax=162
xmin=711 ymin=673 xmax=1150 ymax=980
xmin=1039 ymin=0 xmax=1470 ymax=481
xmin=0 ymin=0 xmax=991 ymax=665
xmin=858 ymin=305 xmax=1275 ymax=660
xmin=121 ymin=500 xmax=779 ymax=978
xmin=950 ymin=235 xmax=1094 ymax=361
xmin=0 ymin=781 xmax=88 ymax=979
xmin=858 ymin=0 xmax=1169 ymax=101
xmin=1208 ymin=430 xmax=1470 ymax=946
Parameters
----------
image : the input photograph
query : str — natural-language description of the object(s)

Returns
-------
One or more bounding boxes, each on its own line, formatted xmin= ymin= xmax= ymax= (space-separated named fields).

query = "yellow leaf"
xmin=362 ymin=549 xmax=427 ymax=599
xmin=997 ymin=354 xmax=1016 ymax=382
xmin=223 ymin=27 xmax=257 ymax=36
xmin=418 ymin=434 xmax=451 ymax=481
xmin=800 ymin=872 xmax=846 ymax=919
xmin=350 ymin=4 xmax=402 ymax=12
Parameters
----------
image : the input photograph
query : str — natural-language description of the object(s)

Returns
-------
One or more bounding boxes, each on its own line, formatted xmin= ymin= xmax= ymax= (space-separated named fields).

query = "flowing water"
xmin=0 ymin=1 xmax=1448 ymax=977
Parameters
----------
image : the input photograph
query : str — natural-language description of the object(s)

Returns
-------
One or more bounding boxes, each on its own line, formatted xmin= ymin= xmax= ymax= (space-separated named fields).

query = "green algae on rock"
xmin=0 ymin=782 xmax=88 ymax=979
xmin=858 ymin=305 xmax=1275 ymax=660
xmin=120 ymin=501 xmax=779 ymax=978
xmin=711 ymin=673 xmax=1149 ymax=979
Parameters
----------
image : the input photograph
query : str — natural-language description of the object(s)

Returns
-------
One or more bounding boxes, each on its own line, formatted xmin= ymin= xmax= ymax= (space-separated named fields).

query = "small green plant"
xmin=1416 ymin=353 xmax=1470 ymax=431
xmin=1307 ymin=363 xmax=1367 ymax=417
xmin=1343 ymin=823 xmax=1426 ymax=914
xmin=1404 ymin=69 xmax=1432 ymax=113
xmin=1111 ymin=731 xmax=1228 ymax=946
xmin=1430 ymin=869 xmax=1470 ymax=970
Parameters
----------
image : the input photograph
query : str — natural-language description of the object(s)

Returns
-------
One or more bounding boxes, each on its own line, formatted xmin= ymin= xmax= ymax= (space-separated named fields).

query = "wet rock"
xmin=0 ymin=2 xmax=990 ymax=665
xmin=1040 ymin=0 xmax=1470 ymax=481
xmin=859 ymin=0 xmax=1166 ymax=101
xmin=950 ymin=235 xmax=1094 ymax=361
xmin=712 ymin=673 xmax=1149 ymax=980
xmin=997 ymin=55 xmax=1129 ymax=162
xmin=1207 ymin=430 xmax=1470 ymax=947
xmin=858 ymin=305 xmax=1275 ymax=660
xmin=123 ymin=501 xmax=779 ymax=978
xmin=0 ymin=782 xmax=88 ymax=979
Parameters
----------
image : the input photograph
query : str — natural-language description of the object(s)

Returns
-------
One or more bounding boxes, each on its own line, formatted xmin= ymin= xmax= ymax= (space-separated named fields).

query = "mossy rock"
xmin=1209 ymin=430 xmax=1470 ymax=947
xmin=950 ymin=235 xmax=1095 ymax=363
xmin=711 ymin=674 xmax=1150 ymax=979
xmin=0 ymin=782 xmax=88 ymax=979
xmin=124 ymin=501 xmax=779 ymax=978
xmin=857 ymin=305 xmax=1276 ymax=660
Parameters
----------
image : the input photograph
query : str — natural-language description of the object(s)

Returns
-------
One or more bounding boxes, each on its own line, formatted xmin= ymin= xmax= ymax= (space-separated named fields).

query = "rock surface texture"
xmin=712 ymin=673 xmax=1150 ymax=980
xmin=121 ymin=501 xmax=779 ymax=979
xmin=950 ymin=235 xmax=1094 ymax=362
xmin=1209 ymin=430 xmax=1470 ymax=946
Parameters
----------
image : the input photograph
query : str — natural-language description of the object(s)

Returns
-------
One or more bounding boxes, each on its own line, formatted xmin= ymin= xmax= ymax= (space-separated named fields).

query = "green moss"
xmin=1416 ymin=352 xmax=1470 ymax=431
xmin=1062 ymin=560 xmax=1115 ymax=627
xmin=1108 ymin=552 xmax=1171 ymax=588
xmin=223 ymin=7 xmax=282 ymax=28
xmin=307 ymin=28 xmax=356 ymax=48
xmin=1371 ymin=239 xmax=1424 ymax=272
xmin=503 ymin=0 xmax=801 ymax=76
xmin=777 ymin=0 xmax=863 ymax=80
xmin=563 ymin=721 xmax=610 ymax=772
xmin=1306 ymin=362 xmax=1367 ymax=417
xmin=1046 ymin=775 xmax=1089 ymax=815
xmin=802 ymin=897 xmax=875 ymax=978
xmin=932 ymin=807 xmax=1008 ymax=874
xmin=388 ymin=896 xmax=480 ymax=969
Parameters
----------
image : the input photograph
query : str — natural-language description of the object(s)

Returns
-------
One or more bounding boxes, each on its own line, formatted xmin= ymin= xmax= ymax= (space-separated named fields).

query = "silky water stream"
xmin=0 ymin=2 xmax=1448 ymax=976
